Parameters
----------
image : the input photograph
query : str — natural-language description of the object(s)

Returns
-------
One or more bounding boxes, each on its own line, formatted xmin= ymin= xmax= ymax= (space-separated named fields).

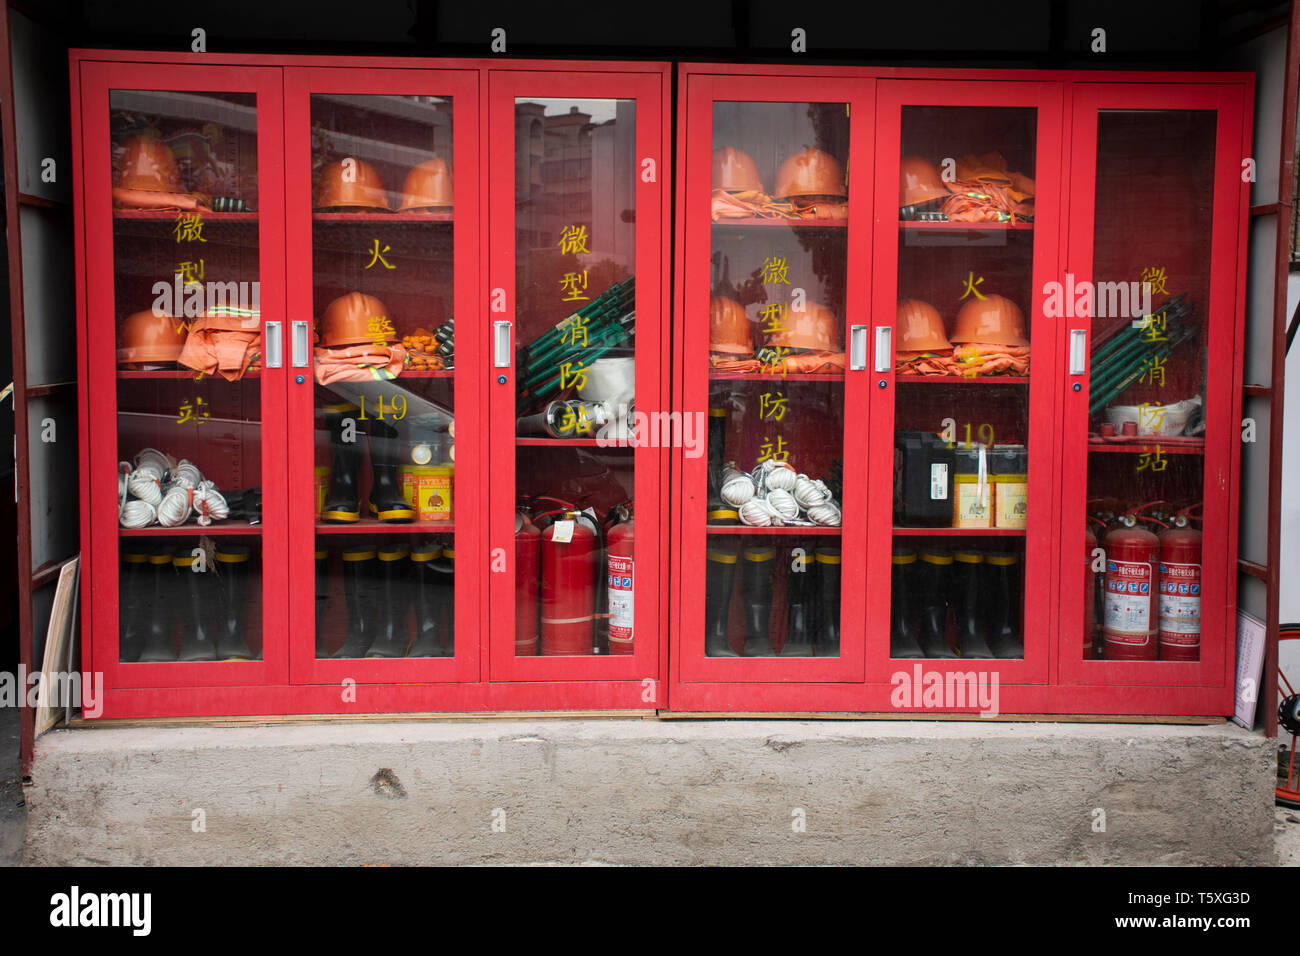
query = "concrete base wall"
xmin=24 ymin=719 xmax=1276 ymax=865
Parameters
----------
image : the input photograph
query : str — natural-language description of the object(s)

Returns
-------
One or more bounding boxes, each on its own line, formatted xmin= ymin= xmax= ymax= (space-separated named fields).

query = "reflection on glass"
xmin=111 ymin=90 xmax=264 ymax=663
xmin=703 ymin=101 xmax=849 ymax=659
xmin=118 ymin=538 xmax=263 ymax=662
xmin=1085 ymin=111 xmax=1213 ymax=663
xmin=313 ymin=537 xmax=454 ymax=660
xmin=308 ymin=93 xmax=457 ymax=659
xmin=888 ymin=106 xmax=1037 ymax=661
xmin=513 ymin=98 xmax=637 ymax=657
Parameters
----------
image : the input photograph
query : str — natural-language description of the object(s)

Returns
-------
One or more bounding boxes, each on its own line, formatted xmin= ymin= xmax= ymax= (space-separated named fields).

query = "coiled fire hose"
xmin=119 ymin=449 xmax=228 ymax=530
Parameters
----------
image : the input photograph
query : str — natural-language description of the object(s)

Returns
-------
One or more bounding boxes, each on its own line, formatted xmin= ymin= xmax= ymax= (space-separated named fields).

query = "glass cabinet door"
xmin=284 ymin=69 xmax=480 ymax=684
xmin=487 ymin=71 xmax=666 ymax=687
xmin=81 ymin=64 xmax=288 ymax=687
xmin=1059 ymin=86 xmax=1245 ymax=693
xmin=677 ymin=77 xmax=873 ymax=685
xmin=868 ymin=81 xmax=1063 ymax=689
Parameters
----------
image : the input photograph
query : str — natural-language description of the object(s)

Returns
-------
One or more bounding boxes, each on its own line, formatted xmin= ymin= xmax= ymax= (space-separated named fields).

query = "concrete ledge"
xmin=24 ymin=719 xmax=1276 ymax=865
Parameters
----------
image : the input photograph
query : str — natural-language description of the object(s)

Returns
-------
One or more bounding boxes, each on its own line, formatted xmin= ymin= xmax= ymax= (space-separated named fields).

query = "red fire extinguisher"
xmin=1101 ymin=511 xmax=1160 ymax=661
xmin=540 ymin=510 xmax=599 ymax=656
xmin=1158 ymin=506 xmax=1202 ymax=662
xmin=605 ymin=503 xmax=634 ymax=655
xmin=515 ymin=509 xmax=541 ymax=656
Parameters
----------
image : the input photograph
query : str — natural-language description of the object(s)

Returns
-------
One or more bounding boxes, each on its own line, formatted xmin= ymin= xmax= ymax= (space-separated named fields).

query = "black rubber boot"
xmin=952 ymin=551 xmax=995 ymax=659
xmin=137 ymin=548 xmax=179 ymax=662
xmin=175 ymin=550 xmax=218 ymax=661
xmin=321 ymin=402 xmax=362 ymax=523
xmin=984 ymin=552 xmax=1024 ymax=658
xmin=332 ymin=547 xmax=376 ymax=658
xmin=705 ymin=546 xmax=739 ymax=656
xmin=812 ymin=548 xmax=842 ymax=657
xmin=782 ymin=546 xmax=815 ymax=657
xmin=706 ymin=406 xmax=726 ymax=516
xmin=366 ymin=544 xmax=412 ymax=658
xmin=741 ymin=547 xmax=775 ymax=657
xmin=214 ymin=544 xmax=255 ymax=660
xmin=367 ymin=418 xmax=415 ymax=523
xmin=314 ymin=548 xmax=329 ymax=657
xmin=915 ymin=550 xmax=957 ymax=659
xmin=431 ymin=548 xmax=455 ymax=656
xmin=408 ymin=545 xmax=442 ymax=657
xmin=890 ymin=546 xmax=924 ymax=659
xmin=119 ymin=546 xmax=151 ymax=662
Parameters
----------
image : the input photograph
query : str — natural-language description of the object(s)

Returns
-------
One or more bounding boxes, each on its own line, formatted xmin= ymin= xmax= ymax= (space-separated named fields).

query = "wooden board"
xmin=35 ymin=557 xmax=80 ymax=736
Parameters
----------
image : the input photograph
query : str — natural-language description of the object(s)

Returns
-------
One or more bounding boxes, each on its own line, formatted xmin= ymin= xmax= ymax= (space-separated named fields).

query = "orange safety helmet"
xmin=950 ymin=294 xmax=1028 ymax=347
xmin=712 ymin=147 xmax=764 ymax=194
xmin=897 ymin=299 xmax=952 ymax=352
xmin=117 ymin=310 xmax=187 ymax=367
xmin=397 ymin=158 xmax=453 ymax=211
xmin=114 ymin=135 xmax=182 ymax=193
xmin=314 ymin=159 xmax=390 ymax=211
xmin=899 ymin=156 xmax=949 ymax=208
xmin=774 ymin=148 xmax=846 ymax=200
xmin=709 ymin=296 xmax=753 ymax=355
xmin=766 ymin=302 xmax=840 ymax=352
xmin=319 ymin=292 xmax=394 ymax=348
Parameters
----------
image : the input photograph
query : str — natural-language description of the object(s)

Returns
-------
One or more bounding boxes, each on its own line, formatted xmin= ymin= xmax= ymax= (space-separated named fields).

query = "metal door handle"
xmin=849 ymin=325 xmax=868 ymax=371
xmin=494 ymin=320 xmax=512 ymax=368
xmin=291 ymin=320 xmax=310 ymax=368
xmin=1068 ymin=329 xmax=1087 ymax=375
xmin=264 ymin=321 xmax=282 ymax=368
xmin=874 ymin=326 xmax=892 ymax=373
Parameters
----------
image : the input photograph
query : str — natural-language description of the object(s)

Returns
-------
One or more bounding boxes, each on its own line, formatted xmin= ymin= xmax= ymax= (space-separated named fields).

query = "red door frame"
xmin=283 ymin=65 xmax=483 ymax=687
xmin=672 ymin=71 xmax=874 ymax=694
xmin=865 ymin=78 xmax=1065 ymax=690
xmin=1056 ymin=82 xmax=1248 ymax=705
xmin=77 ymin=60 xmax=290 ymax=691
xmin=485 ymin=66 xmax=671 ymax=695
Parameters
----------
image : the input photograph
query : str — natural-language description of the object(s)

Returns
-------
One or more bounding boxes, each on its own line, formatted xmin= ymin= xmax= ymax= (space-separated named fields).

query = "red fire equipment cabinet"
xmin=73 ymin=51 xmax=670 ymax=718
xmin=73 ymin=52 xmax=1250 ymax=720
xmin=670 ymin=64 xmax=1252 ymax=717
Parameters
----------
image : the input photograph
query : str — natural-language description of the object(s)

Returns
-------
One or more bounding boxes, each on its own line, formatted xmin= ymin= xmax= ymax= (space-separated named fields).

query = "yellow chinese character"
xmin=175 ymin=396 xmax=209 ymax=425
xmin=756 ymin=435 xmax=789 ymax=463
xmin=557 ymin=224 xmax=590 ymax=256
xmin=760 ymin=345 xmax=790 ymax=377
xmin=173 ymin=212 xmax=206 ymax=243
xmin=1136 ymin=447 xmax=1167 ymax=473
xmin=559 ymin=270 xmax=589 ymax=302
xmin=760 ymin=257 xmax=790 ymax=285
xmin=365 ymin=239 xmax=395 ymax=270
xmin=1139 ymin=266 xmax=1168 ymax=297
xmin=759 ymin=391 xmax=787 ymax=422
xmin=1139 ymin=355 xmax=1166 ymax=387
xmin=559 ymin=361 xmax=588 ymax=391
xmin=760 ymin=303 xmax=788 ymax=335
xmin=959 ymin=272 xmax=986 ymax=301
xmin=176 ymin=259 xmax=205 ymax=288
xmin=367 ymin=315 xmax=395 ymax=336
xmin=560 ymin=404 xmax=591 ymax=435
xmin=1140 ymin=311 xmax=1168 ymax=343
xmin=561 ymin=314 xmax=589 ymax=348
xmin=1137 ymin=402 xmax=1165 ymax=433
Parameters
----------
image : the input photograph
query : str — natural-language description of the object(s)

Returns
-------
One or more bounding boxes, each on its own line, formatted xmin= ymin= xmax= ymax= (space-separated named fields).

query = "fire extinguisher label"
xmin=1103 ymin=559 xmax=1153 ymax=638
xmin=1158 ymin=561 xmax=1201 ymax=636
xmin=607 ymin=554 xmax=634 ymax=641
